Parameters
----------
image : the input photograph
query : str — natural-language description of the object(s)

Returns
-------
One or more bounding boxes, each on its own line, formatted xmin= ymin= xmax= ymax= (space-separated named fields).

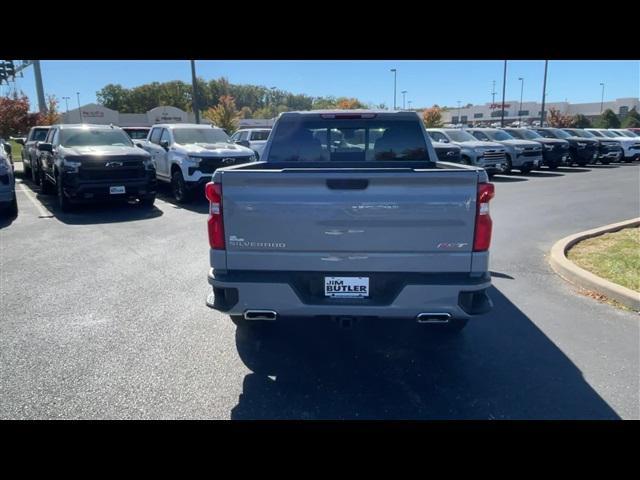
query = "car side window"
xmin=160 ymin=129 xmax=171 ymax=145
xmin=230 ymin=132 xmax=239 ymax=142
xmin=429 ymin=132 xmax=448 ymax=143
xmin=237 ymin=131 xmax=249 ymax=141
xmin=51 ymin=129 xmax=60 ymax=146
xmin=45 ymin=128 xmax=55 ymax=143
xmin=149 ymin=128 xmax=162 ymax=144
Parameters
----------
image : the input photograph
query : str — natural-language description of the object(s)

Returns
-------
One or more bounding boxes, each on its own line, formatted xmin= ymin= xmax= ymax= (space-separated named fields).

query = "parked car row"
xmin=0 ymin=140 xmax=17 ymax=216
xmin=426 ymin=126 xmax=640 ymax=175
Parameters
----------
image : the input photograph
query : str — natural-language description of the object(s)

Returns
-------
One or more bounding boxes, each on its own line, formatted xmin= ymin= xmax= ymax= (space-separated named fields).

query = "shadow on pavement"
xmin=589 ymin=165 xmax=619 ymax=169
xmin=526 ymin=171 xmax=565 ymax=178
xmin=231 ymin=286 xmax=619 ymax=420
xmin=156 ymin=184 xmax=209 ymax=215
xmin=0 ymin=211 xmax=17 ymax=229
xmin=17 ymin=175 xmax=163 ymax=225
xmin=555 ymin=167 xmax=591 ymax=173
xmin=491 ymin=176 xmax=528 ymax=183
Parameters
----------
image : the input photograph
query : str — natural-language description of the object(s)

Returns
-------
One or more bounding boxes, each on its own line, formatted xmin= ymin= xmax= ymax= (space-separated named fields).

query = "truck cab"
xmin=230 ymin=128 xmax=271 ymax=160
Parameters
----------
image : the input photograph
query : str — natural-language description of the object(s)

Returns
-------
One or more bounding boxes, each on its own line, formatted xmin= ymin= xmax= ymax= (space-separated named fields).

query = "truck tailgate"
xmin=220 ymin=169 xmax=480 ymax=272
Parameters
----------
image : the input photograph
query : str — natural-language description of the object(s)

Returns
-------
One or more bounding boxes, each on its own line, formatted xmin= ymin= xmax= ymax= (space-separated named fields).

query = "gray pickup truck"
xmin=206 ymin=111 xmax=495 ymax=333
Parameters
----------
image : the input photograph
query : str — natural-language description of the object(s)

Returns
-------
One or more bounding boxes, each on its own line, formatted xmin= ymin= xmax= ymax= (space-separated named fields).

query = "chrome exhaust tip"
xmin=243 ymin=310 xmax=277 ymax=321
xmin=416 ymin=313 xmax=451 ymax=324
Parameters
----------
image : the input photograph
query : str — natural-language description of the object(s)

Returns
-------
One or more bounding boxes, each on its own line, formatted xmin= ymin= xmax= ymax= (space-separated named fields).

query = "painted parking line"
xmin=15 ymin=182 xmax=54 ymax=218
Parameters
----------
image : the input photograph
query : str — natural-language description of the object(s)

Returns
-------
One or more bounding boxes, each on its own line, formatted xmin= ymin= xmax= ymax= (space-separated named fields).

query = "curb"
xmin=549 ymin=218 xmax=640 ymax=311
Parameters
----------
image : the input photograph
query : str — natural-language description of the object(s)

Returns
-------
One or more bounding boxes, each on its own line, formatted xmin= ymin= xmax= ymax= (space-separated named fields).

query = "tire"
xmin=139 ymin=194 xmax=156 ymax=208
xmin=31 ymin=161 xmax=40 ymax=185
xmin=600 ymin=159 xmax=610 ymax=165
xmin=7 ymin=193 xmax=18 ymax=218
xmin=57 ymin=174 xmax=73 ymax=212
xmin=171 ymin=170 xmax=192 ymax=204
xmin=22 ymin=162 xmax=31 ymax=179
xmin=503 ymin=156 xmax=513 ymax=174
xmin=519 ymin=166 xmax=532 ymax=174
xmin=547 ymin=163 xmax=558 ymax=170
xmin=39 ymin=168 xmax=54 ymax=194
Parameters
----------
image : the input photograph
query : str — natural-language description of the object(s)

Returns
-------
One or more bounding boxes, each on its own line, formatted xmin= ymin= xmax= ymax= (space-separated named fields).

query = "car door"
xmin=144 ymin=128 xmax=167 ymax=179
xmin=39 ymin=128 xmax=57 ymax=180
xmin=157 ymin=128 xmax=172 ymax=177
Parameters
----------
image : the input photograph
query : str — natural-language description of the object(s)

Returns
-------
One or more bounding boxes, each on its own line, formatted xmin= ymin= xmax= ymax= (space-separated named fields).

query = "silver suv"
xmin=467 ymin=128 xmax=543 ymax=174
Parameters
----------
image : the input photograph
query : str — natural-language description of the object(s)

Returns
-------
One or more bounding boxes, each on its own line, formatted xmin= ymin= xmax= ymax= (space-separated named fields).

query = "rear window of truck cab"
xmin=267 ymin=117 xmax=434 ymax=167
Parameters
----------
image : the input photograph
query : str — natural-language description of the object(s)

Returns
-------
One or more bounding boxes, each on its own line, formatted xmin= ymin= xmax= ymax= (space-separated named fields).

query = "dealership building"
xmin=437 ymin=97 xmax=640 ymax=126
xmin=60 ymin=104 xmax=211 ymax=126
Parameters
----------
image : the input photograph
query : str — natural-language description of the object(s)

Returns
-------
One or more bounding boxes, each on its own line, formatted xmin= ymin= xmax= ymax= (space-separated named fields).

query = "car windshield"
xmin=600 ymin=130 xmax=619 ymax=138
xmin=268 ymin=118 xmax=430 ymax=163
xmin=551 ymin=129 xmax=572 ymax=139
xmin=173 ymin=128 xmax=230 ymax=144
xmin=60 ymin=128 xmax=133 ymax=147
xmin=587 ymin=130 xmax=604 ymax=137
xmin=567 ymin=129 xmax=595 ymax=138
xmin=33 ymin=128 xmax=49 ymax=142
xmin=124 ymin=129 xmax=150 ymax=140
xmin=485 ymin=130 xmax=514 ymax=141
xmin=445 ymin=129 xmax=477 ymax=142
xmin=520 ymin=129 xmax=542 ymax=140
xmin=618 ymin=130 xmax=638 ymax=137
xmin=250 ymin=130 xmax=271 ymax=141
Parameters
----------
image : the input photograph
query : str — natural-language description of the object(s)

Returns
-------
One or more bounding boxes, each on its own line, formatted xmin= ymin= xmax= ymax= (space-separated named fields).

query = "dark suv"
xmin=501 ymin=128 xmax=570 ymax=169
xmin=562 ymin=128 xmax=621 ymax=164
xmin=36 ymin=124 xmax=157 ymax=211
xmin=531 ymin=127 xmax=598 ymax=166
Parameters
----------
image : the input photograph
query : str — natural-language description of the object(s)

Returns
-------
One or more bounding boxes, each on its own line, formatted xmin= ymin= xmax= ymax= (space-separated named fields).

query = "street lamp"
xmin=390 ymin=69 xmax=397 ymax=110
xmin=62 ymin=96 xmax=70 ymax=122
xmin=401 ymin=90 xmax=407 ymax=109
xmin=76 ymin=92 xmax=82 ymax=123
xmin=407 ymin=100 xmax=412 ymax=110
xmin=600 ymin=82 xmax=605 ymax=113
xmin=518 ymin=77 xmax=524 ymax=126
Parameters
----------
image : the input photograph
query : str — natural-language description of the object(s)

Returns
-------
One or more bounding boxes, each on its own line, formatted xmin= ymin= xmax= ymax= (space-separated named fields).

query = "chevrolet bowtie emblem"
xmin=105 ymin=161 xmax=123 ymax=167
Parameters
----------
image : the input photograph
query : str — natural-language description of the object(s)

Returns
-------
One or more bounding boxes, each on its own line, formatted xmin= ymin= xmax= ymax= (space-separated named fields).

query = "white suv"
xmin=230 ymin=128 xmax=271 ymax=159
xmin=138 ymin=124 xmax=256 ymax=202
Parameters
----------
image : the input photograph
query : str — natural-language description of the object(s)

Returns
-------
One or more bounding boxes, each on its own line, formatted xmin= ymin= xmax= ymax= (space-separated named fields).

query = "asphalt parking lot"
xmin=1 ymin=162 xmax=638 ymax=419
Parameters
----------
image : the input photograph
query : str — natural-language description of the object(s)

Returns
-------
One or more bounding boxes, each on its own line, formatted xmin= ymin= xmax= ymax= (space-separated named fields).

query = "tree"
xmin=336 ymin=97 xmax=366 ymax=109
xmin=202 ymin=95 xmax=240 ymax=133
xmin=39 ymin=95 xmax=61 ymax=125
xmin=422 ymin=106 xmax=443 ymax=128
xmin=0 ymin=92 xmax=39 ymax=137
xmin=622 ymin=108 xmax=640 ymax=128
xmin=595 ymin=109 xmax=621 ymax=128
xmin=571 ymin=114 xmax=591 ymax=128
xmin=547 ymin=107 xmax=574 ymax=128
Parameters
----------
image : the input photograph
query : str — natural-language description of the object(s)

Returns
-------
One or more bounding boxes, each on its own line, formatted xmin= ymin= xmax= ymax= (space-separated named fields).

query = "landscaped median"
xmin=549 ymin=218 xmax=640 ymax=312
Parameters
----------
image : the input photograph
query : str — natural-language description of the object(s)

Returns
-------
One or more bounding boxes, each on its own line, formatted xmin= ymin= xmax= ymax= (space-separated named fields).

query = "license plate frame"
xmin=324 ymin=276 xmax=369 ymax=298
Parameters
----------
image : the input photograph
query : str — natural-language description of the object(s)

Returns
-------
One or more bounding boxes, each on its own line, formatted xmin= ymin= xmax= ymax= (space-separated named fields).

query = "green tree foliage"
xmin=202 ymin=95 xmax=241 ymax=133
xmin=595 ymin=109 xmax=621 ymax=128
xmin=622 ymin=108 xmax=640 ymax=128
xmin=571 ymin=114 xmax=591 ymax=128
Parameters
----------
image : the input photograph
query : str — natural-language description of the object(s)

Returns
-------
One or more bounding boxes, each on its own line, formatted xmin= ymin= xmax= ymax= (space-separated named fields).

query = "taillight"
xmin=473 ymin=182 xmax=495 ymax=252
xmin=205 ymin=181 xmax=225 ymax=250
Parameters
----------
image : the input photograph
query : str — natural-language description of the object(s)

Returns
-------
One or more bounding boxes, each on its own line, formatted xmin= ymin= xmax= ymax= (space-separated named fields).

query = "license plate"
xmin=110 ymin=186 xmax=125 ymax=194
xmin=324 ymin=276 xmax=369 ymax=298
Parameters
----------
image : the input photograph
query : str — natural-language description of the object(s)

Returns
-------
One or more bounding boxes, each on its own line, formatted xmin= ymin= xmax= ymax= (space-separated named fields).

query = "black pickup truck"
xmin=36 ymin=124 xmax=157 ymax=211
xmin=14 ymin=126 xmax=50 ymax=183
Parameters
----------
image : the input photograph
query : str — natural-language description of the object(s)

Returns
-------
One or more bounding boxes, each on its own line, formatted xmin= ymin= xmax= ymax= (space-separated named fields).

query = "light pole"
xmin=401 ymin=90 xmax=407 ymax=109
xmin=457 ymin=101 xmax=461 ymax=126
xmin=407 ymin=100 xmax=412 ymax=110
xmin=540 ymin=60 xmax=548 ymax=127
xmin=600 ymin=82 xmax=605 ymax=113
xmin=76 ymin=92 xmax=82 ymax=123
xmin=190 ymin=60 xmax=200 ymax=124
xmin=491 ymin=80 xmax=496 ymax=105
xmin=501 ymin=60 xmax=507 ymax=127
xmin=390 ymin=68 xmax=397 ymax=110
xmin=62 ymin=96 xmax=70 ymax=122
xmin=518 ymin=77 xmax=524 ymax=126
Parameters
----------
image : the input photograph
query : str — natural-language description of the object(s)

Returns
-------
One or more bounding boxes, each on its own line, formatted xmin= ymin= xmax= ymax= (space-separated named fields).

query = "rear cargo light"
xmin=320 ymin=113 xmax=377 ymax=119
xmin=205 ymin=181 xmax=225 ymax=250
xmin=473 ymin=182 xmax=495 ymax=252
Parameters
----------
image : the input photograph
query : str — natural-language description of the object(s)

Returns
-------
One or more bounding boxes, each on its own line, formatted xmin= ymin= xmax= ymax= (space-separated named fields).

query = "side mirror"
xmin=134 ymin=142 xmax=144 ymax=149
xmin=160 ymin=140 xmax=170 ymax=150
xmin=236 ymin=140 xmax=250 ymax=148
xmin=37 ymin=142 xmax=53 ymax=152
xmin=15 ymin=137 xmax=26 ymax=146
xmin=438 ymin=139 xmax=449 ymax=143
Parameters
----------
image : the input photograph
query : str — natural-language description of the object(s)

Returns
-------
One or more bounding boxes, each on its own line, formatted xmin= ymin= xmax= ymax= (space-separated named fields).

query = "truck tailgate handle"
xmin=326 ymin=179 xmax=369 ymax=190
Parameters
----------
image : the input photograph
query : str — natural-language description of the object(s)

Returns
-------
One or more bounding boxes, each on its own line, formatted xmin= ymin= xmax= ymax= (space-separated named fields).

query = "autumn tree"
xmin=547 ymin=107 xmax=574 ymax=128
xmin=0 ymin=93 xmax=40 ymax=137
xmin=422 ymin=106 xmax=443 ymax=128
xmin=202 ymin=95 xmax=240 ymax=133
xmin=336 ymin=97 xmax=366 ymax=109
xmin=39 ymin=95 xmax=61 ymax=125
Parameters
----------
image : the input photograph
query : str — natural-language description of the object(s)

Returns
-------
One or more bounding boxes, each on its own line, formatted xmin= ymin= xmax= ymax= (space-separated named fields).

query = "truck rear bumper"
xmin=208 ymin=269 xmax=492 ymax=320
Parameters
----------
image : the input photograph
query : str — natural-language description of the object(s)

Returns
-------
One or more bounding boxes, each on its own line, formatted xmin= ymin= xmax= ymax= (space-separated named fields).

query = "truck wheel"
xmin=547 ymin=163 xmax=558 ymax=170
xmin=31 ymin=161 xmax=40 ymax=185
xmin=39 ymin=168 xmax=54 ymax=194
xmin=23 ymin=162 xmax=31 ymax=179
xmin=7 ymin=193 xmax=18 ymax=217
xmin=503 ymin=157 xmax=513 ymax=174
xmin=519 ymin=166 xmax=531 ymax=174
xmin=139 ymin=194 xmax=156 ymax=209
xmin=57 ymin=175 xmax=73 ymax=212
xmin=171 ymin=170 xmax=192 ymax=204
xmin=600 ymin=159 xmax=610 ymax=165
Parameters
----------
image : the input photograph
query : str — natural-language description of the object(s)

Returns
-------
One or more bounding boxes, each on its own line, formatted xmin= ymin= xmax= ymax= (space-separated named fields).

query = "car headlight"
xmin=143 ymin=157 xmax=155 ymax=170
xmin=545 ymin=144 xmax=554 ymax=150
xmin=187 ymin=155 xmax=202 ymax=165
xmin=515 ymin=147 xmax=524 ymax=153
xmin=249 ymin=154 xmax=257 ymax=162
xmin=62 ymin=158 xmax=82 ymax=173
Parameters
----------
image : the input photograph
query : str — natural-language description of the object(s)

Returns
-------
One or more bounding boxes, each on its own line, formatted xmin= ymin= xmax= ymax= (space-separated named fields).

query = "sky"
xmin=5 ymin=60 xmax=639 ymax=112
